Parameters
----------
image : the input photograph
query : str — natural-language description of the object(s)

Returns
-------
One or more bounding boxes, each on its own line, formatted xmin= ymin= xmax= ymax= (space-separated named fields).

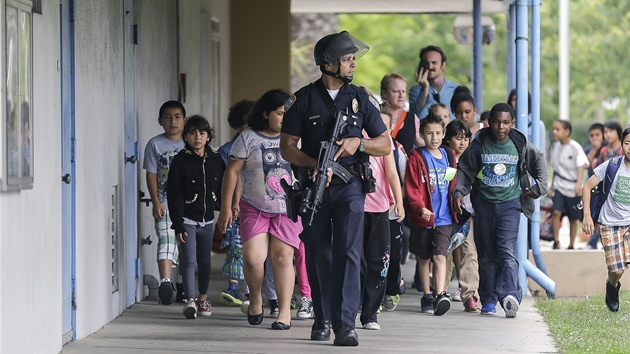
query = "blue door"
xmin=123 ymin=0 xmax=138 ymax=307
xmin=60 ymin=0 xmax=76 ymax=343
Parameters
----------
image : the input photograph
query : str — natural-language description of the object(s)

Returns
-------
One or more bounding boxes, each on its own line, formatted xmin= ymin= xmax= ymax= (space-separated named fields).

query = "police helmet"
xmin=313 ymin=31 xmax=369 ymax=66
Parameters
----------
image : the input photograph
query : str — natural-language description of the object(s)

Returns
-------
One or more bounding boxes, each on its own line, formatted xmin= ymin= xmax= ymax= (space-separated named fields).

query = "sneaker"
xmin=363 ymin=322 xmax=380 ymax=330
xmin=197 ymin=300 xmax=212 ymax=316
xmin=183 ymin=299 xmax=197 ymax=319
xmin=605 ymin=280 xmax=621 ymax=312
xmin=175 ymin=283 xmax=185 ymax=303
xmin=220 ymin=287 xmax=243 ymax=307
xmin=296 ymin=297 xmax=314 ymax=319
xmin=420 ymin=294 xmax=434 ymax=314
xmin=480 ymin=302 xmax=497 ymax=315
xmin=291 ymin=295 xmax=298 ymax=309
xmin=158 ymin=281 xmax=173 ymax=305
xmin=399 ymin=278 xmax=406 ymax=295
xmin=268 ymin=299 xmax=279 ymax=318
xmin=382 ymin=294 xmax=400 ymax=312
xmin=433 ymin=292 xmax=451 ymax=316
xmin=240 ymin=300 xmax=250 ymax=315
xmin=501 ymin=295 xmax=520 ymax=318
xmin=464 ymin=297 xmax=481 ymax=313
xmin=452 ymin=288 xmax=462 ymax=302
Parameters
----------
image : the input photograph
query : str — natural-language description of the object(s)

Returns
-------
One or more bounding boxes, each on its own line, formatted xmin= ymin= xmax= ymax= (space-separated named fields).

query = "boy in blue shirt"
xmin=454 ymin=103 xmax=547 ymax=318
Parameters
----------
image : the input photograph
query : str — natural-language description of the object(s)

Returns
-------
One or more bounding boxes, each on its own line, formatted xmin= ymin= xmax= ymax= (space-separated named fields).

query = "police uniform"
xmin=282 ymin=78 xmax=387 ymax=333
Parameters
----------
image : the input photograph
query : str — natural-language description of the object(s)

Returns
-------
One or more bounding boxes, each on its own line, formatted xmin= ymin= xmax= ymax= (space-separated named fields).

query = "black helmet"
xmin=313 ymin=31 xmax=369 ymax=66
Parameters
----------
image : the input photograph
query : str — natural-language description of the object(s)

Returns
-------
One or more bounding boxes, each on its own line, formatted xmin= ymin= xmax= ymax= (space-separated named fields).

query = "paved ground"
xmin=62 ymin=255 xmax=558 ymax=353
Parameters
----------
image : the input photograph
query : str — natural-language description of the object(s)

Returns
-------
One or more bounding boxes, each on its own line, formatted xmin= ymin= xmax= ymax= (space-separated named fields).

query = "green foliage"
xmin=338 ymin=1 xmax=630 ymax=129
xmin=536 ymin=291 xmax=630 ymax=353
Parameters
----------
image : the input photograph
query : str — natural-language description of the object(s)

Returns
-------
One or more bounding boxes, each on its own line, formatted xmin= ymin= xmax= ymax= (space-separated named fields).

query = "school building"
xmin=0 ymin=0 xmax=510 ymax=352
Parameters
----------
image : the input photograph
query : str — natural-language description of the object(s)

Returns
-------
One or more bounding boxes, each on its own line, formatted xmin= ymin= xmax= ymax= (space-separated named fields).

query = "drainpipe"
xmin=515 ymin=0 xmax=555 ymax=298
xmin=507 ymin=3 xmax=516 ymax=95
xmin=473 ymin=0 xmax=483 ymax=110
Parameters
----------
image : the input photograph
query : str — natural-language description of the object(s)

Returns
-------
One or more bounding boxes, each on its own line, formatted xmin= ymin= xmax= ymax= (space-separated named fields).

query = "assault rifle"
xmin=281 ymin=109 xmax=354 ymax=226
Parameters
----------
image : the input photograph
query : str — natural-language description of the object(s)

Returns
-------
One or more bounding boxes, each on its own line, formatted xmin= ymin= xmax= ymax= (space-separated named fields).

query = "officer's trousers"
xmin=300 ymin=179 xmax=365 ymax=332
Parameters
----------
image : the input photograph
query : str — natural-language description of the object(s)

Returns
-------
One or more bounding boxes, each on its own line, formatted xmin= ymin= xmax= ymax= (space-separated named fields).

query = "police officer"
xmin=280 ymin=31 xmax=390 ymax=346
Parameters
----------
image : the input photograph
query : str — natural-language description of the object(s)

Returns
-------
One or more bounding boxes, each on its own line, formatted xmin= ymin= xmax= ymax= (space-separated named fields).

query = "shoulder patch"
xmin=284 ymin=95 xmax=297 ymax=112
xmin=368 ymin=95 xmax=380 ymax=110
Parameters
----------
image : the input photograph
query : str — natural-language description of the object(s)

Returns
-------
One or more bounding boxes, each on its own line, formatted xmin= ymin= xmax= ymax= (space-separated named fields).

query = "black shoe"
xmin=433 ymin=291 xmax=451 ymax=316
xmin=271 ymin=321 xmax=291 ymax=330
xmin=268 ymin=299 xmax=279 ymax=318
xmin=310 ymin=319 xmax=331 ymax=341
xmin=333 ymin=325 xmax=359 ymax=347
xmin=175 ymin=282 xmax=185 ymax=303
xmin=606 ymin=280 xmax=621 ymax=312
xmin=247 ymin=305 xmax=264 ymax=326
xmin=158 ymin=282 xmax=173 ymax=305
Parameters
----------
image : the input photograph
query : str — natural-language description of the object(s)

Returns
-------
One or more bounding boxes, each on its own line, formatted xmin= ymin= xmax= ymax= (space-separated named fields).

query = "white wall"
xmin=73 ymin=0 xmax=127 ymax=338
xmin=0 ymin=0 xmax=62 ymax=352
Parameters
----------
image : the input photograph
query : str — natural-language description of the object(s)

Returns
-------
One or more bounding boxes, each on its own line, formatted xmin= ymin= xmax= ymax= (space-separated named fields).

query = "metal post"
xmin=473 ymin=0 xmax=483 ymax=110
xmin=507 ymin=3 xmax=516 ymax=96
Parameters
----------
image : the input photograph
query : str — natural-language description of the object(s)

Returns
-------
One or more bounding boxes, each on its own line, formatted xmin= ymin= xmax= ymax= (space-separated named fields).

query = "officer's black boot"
xmin=333 ymin=325 xmax=359 ymax=346
xmin=310 ymin=319 xmax=331 ymax=341
xmin=605 ymin=280 xmax=621 ymax=312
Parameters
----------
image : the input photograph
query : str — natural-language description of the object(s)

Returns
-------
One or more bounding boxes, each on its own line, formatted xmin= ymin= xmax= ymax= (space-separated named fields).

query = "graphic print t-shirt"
xmin=477 ymin=137 xmax=521 ymax=203
xmin=421 ymin=147 xmax=453 ymax=226
xmin=143 ymin=134 xmax=185 ymax=209
xmin=229 ymin=128 xmax=292 ymax=213
xmin=594 ymin=159 xmax=630 ymax=226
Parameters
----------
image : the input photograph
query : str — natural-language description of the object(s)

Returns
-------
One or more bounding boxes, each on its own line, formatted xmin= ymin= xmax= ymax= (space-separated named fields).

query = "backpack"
xmin=589 ymin=156 xmax=623 ymax=225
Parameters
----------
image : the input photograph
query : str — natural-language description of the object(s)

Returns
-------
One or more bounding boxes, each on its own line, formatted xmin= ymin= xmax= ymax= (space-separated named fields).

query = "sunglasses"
xmin=432 ymin=92 xmax=440 ymax=103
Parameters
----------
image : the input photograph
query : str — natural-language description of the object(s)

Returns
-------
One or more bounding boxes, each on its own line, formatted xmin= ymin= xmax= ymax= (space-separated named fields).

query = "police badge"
xmin=284 ymin=95 xmax=297 ymax=112
xmin=352 ymin=98 xmax=359 ymax=113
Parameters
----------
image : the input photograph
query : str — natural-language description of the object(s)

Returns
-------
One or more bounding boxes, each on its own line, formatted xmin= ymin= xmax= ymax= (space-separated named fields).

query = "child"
xmin=599 ymin=120 xmax=624 ymax=165
xmin=443 ymin=120 xmax=481 ymax=312
xmin=142 ymin=100 xmax=186 ymax=305
xmin=430 ymin=103 xmax=451 ymax=126
xmin=548 ymin=120 xmax=589 ymax=250
xmin=452 ymin=92 xmax=483 ymax=136
xmin=167 ymin=115 xmax=225 ymax=319
xmin=582 ymin=127 xmax=630 ymax=312
xmin=217 ymin=89 xmax=301 ymax=330
xmin=454 ymin=103 xmax=547 ymax=318
xmin=360 ymin=111 xmax=405 ymax=330
xmin=406 ymin=111 xmax=458 ymax=316
xmin=217 ymin=99 xmax=254 ymax=307
xmin=583 ymin=123 xmax=606 ymax=250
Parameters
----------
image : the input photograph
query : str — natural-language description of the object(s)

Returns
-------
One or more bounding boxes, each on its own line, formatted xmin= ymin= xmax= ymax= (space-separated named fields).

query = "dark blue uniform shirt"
xmin=282 ymin=79 xmax=387 ymax=166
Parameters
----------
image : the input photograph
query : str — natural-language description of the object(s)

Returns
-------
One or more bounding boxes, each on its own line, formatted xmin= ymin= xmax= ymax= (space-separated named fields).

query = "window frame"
xmin=1 ymin=0 xmax=34 ymax=191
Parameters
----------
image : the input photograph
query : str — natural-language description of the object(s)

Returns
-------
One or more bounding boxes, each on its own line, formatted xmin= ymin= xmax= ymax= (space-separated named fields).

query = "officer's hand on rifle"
xmin=312 ymin=167 xmax=333 ymax=187
xmin=333 ymin=137 xmax=361 ymax=161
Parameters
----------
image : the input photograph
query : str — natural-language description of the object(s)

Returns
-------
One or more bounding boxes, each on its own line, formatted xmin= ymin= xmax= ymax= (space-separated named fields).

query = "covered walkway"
xmin=62 ymin=256 xmax=557 ymax=353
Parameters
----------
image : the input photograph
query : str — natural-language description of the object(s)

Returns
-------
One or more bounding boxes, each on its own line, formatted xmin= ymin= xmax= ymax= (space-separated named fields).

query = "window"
xmin=3 ymin=0 xmax=33 ymax=191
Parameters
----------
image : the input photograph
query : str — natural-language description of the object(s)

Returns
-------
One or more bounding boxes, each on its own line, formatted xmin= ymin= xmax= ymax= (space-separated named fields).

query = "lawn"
xmin=536 ymin=291 xmax=630 ymax=353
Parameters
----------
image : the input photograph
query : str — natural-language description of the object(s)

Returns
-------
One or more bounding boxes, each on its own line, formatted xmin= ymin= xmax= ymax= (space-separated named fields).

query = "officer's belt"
xmin=329 ymin=164 xmax=357 ymax=185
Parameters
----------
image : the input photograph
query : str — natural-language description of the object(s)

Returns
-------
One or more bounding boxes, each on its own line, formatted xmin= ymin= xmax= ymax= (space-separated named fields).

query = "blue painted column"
xmin=507 ymin=3 xmax=516 ymax=95
xmin=473 ymin=0 xmax=483 ymax=110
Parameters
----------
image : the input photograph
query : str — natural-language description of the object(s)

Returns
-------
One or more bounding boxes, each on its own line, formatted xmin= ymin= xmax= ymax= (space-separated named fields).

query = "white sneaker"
xmin=452 ymin=288 xmax=462 ymax=302
xmin=296 ymin=297 xmax=314 ymax=319
xmin=183 ymin=299 xmax=197 ymax=319
xmin=502 ymin=295 xmax=520 ymax=318
xmin=363 ymin=322 xmax=381 ymax=330
xmin=240 ymin=300 xmax=250 ymax=315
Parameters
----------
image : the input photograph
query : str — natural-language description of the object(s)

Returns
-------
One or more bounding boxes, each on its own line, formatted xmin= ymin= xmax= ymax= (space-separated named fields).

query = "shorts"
xmin=600 ymin=225 xmax=630 ymax=272
xmin=552 ymin=191 xmax=582 ymax=221
xmin=155 ymin=211 xmax=179 ymax=263
xmin=239 ymin=200 xmax=303 ymax=249
xmin=409 ymin=225 xmax=451 ymax=260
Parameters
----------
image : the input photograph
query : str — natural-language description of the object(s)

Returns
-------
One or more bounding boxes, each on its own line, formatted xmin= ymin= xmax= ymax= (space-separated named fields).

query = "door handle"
xmin=125 ymin=153 xmax=137 ymax=164
xmin=62 ymin=174 xmax=72 ymax=184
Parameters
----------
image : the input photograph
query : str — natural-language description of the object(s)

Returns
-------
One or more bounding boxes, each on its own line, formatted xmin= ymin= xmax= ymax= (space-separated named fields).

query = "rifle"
xmin=281 ymin=109 xmax=354 ymax=226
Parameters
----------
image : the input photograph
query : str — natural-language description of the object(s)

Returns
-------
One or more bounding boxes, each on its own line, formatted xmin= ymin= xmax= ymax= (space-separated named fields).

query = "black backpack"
xmin=589 ymin=156 xmax=623 ymax=225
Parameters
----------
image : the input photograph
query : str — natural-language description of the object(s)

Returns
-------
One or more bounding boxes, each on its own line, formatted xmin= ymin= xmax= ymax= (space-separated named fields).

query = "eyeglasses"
xmin=432 ymin=92 xmax=440 ymax=103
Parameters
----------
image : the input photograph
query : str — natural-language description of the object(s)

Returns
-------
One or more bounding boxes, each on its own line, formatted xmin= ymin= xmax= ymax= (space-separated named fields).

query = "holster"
xmin=280 ymin=178 xmax=302 ymax=223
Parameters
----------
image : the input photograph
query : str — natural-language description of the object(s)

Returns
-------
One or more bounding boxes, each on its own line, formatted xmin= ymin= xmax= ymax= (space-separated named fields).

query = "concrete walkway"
xmin=63 ymin=256 xmax=558 ymax=353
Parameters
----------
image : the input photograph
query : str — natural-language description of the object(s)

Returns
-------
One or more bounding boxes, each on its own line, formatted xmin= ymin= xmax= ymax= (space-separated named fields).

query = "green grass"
xmin=536 ymin=291 xmax=630 ymax=353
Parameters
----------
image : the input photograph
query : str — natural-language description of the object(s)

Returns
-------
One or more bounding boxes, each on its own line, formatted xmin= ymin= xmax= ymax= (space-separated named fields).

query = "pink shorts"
xmin=239 ymin=200 xmax=303 ymax=249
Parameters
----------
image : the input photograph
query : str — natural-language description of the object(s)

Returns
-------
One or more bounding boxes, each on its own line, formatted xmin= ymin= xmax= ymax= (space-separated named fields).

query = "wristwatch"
xmin=358 ymin=138 xmax=365 ymax=152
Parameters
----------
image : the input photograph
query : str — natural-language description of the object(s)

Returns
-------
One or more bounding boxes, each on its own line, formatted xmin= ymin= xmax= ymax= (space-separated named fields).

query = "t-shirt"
xmin=143 ymin=134 xmax=185 ymax=209
xmin=593 ymin=159 xmax=630 ymax=226
xmin=477 ymin=137 xmax=521 ymax=203
xmin=229 ymin=128 xmax=293 ymax=213
xmin=549 ymin=139 xmax=589 ymax=197
xmin=364 ymin=154 xmax=393 ymax=213
xmin=421 ymin=147 xmax=452 ymax=226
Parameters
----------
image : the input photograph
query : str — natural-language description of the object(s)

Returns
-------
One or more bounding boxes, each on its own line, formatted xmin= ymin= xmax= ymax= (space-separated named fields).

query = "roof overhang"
xmin=291 ymin=0 xmax=510 ymax=14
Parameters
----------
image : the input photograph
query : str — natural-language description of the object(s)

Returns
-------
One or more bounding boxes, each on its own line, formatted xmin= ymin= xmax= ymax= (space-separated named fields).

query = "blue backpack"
xmin=590 ymin=156 xmax=623 ymax=225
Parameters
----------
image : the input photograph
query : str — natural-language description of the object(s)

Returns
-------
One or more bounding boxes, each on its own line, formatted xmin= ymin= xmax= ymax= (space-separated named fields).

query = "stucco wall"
xmin=0 ymin=0 xmax=62 ymax=352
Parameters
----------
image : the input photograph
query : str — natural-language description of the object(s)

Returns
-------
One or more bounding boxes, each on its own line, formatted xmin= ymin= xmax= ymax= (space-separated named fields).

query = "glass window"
xmin=3 ymin=0 xmax=33 ymax=191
